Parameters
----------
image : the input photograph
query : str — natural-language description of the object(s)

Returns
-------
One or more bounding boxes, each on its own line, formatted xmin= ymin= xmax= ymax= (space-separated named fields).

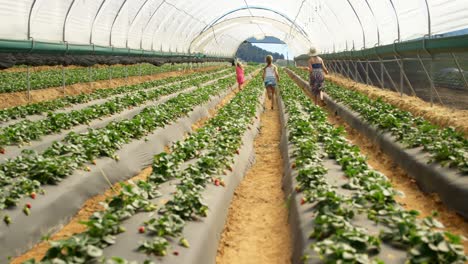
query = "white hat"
xmin=308 ymin=48 xmax=319 ymax=56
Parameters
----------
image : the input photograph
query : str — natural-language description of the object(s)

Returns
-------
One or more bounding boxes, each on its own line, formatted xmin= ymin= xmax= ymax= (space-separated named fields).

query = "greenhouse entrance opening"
xmin=235 ymin=36 xmax=294 ymax=66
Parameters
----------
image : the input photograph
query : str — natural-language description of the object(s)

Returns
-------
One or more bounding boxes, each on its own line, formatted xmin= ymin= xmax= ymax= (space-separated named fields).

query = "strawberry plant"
xmin=0 ymin=63 xmax=226 ymax=94
xmin=24 ymin=69 xmax=263 ymax=263
xmin=288 ymin=67 xmax=468 ymax=174
xmin=0 ymin=70 xmax=235 ymax=147
xmin=0 ymin=67 xmax=229 ymax=123
xmin=0 ymin=74 xmax=237 ymax=212
xmin=280 ymin=69 xmax=467 ymax=263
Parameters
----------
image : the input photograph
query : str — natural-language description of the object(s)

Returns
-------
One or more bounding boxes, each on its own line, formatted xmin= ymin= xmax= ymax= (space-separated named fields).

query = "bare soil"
xmin=326 ymin=74 xmax=468 ymax=136
xmin=2 ymin=65 xmax=85 ymax=73
xmin=0 ymin=66 xmax=221 ymax=109
xmin=216 ymin=97 xmax=292 ymax=264
xmin=10 ymin=72 xmax=248 ymax=264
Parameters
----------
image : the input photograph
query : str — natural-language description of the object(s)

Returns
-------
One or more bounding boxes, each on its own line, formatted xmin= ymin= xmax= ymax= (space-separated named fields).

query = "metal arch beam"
xmin=90 ymin=0 xmax=107 ymax=44
xmin=345 ymin=0 xmax=366 ymax=49
xmin=287 ymin=0 xmax=306 ymax=41
xmin=27 ymin=0 xmax=38 ymax=39
xmin=321 ymin=1 xmax=350 ymax=52
xmin=363 ymin=0 xmax=380 ymax=45
xmin=199 ymin=6 xmax=309 ymax=38
xmin=139 ymin=0 xmax=166 ymax=50
xmin=388 ymin=0 xmax=401 ymax=42
xmin=189 ymin=7 xmax=310 ymax=53
xmin=423 ymin=0 xmax=431 ymax=36
xmin=125 ymin=0 xmax=152 ymax=48
xmin=191 ymin=16 xmax=311 ymax=56
xmin=62 ymin=0 xmax=76 ymax=42
xmin=150 ymin=3 xmax=177 ymax=52
xmin=109 ymin=0 xmax=128 ymax=47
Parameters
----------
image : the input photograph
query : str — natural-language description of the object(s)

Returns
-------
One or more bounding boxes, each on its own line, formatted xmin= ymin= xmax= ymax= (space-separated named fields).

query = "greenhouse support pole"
xmin=382 ymin=61 xmax=399 ymax=93
xmin=394 ymin=58 xmax=416 ymax=96
xmin=354 ymin=61 xmax=364 ymax=83
xmin=340 ymin=60 xmax=346 ymax=78
xmin=380 ymin=59 xmax=384 ymax=88
xmin=368 ymin=61 xmax=383 ymax=88
xmin=398 ymin=56 xmax=403 ymax=96
xmin=451 ymin=53 xmax=468 ymax=90
xmin=26 ymin=65 xmax=31 ymax=102
xmin=365 ymin=60 xmax=370 ymax=85
xmin=417 ymin=53 xmax=435 ymax=106
xmin=62 ymin=65 xmax=66 ymax=95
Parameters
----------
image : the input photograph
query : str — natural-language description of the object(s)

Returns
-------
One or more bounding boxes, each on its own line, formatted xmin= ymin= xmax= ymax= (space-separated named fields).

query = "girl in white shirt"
xmin=262 ymin=55 xmax=280 ymax=110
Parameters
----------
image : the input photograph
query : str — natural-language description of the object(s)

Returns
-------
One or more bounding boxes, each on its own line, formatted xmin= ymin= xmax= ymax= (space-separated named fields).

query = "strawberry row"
xmin=280 ymin=71 xmax=467 ymax=263
xmin=24 ymin=74 xmax=263 ymax=263
xmin=0 ymin=69 xmax=237 ymax=148
xmin=0 ymin=75 xmax=236 ymax=215
xmin=288 ymin=67 xmax=467 ymax=174
xmin=0 ymin=67 xmax=229 ymax=125
xmin=0 ymin=62 xmax=221 ymax=94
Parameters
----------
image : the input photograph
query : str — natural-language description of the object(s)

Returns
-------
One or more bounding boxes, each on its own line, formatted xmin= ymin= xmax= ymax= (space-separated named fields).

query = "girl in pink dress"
xmin=236 ymin=62 xmax=245 ymax=90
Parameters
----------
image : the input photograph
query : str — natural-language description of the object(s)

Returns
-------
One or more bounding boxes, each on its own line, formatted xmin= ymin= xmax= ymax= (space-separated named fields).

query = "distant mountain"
xmin=245 ymin=36 xmax=285 ymax=44
xmin=236 ymin=42 xmax=285 ymax=63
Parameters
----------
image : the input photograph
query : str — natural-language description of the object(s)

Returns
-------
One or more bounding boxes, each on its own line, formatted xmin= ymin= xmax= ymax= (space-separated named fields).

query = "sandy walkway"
xmin=216 ymin=98 xmax=292 ymax=264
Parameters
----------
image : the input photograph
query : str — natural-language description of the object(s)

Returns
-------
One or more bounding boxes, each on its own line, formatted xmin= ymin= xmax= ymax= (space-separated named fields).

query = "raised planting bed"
xmin=21 ymin=74 xmax=265 ymax=264
xmin=0 ymin=69 xmax=237 ymax=154
xmin=278 ymin=69 xmax=467 ymax=263
xmin=0 ymin=63 xmax=205 ymax=94
xmin=286 ymin=67 xmax=468 ymax=219
xmin=0 ymin=68 xmax=231 ymax=126
xmin=0 ymin=70 xmax=259 ymax=261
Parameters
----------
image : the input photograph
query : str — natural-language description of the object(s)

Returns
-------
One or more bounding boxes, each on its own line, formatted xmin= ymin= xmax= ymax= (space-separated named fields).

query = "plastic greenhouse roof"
xmin=0 ymin=0 xmax=467 ymax=58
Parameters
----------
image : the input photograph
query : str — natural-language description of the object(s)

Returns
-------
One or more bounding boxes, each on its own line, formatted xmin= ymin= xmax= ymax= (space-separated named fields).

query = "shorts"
xmin=264 ymin=77 xmax=276 ymax=88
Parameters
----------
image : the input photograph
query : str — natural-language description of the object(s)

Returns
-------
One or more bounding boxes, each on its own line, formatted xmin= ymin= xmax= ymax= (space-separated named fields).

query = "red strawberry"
xmin=138 ymin=226 xmax=145 ymax=233
xmin=26 ymin=203 xmax=32 ymax=209
xmin=173 ymin=251 xmax=179 ymax=256
xmin=30 ymin=192 xmax=36 ymax=199
xmin=0 ymin=148 xmax=5 ymax=154
xmin=300 ymin=198 xmax=306 ymax=205
xmin=214 ymin=179 xmax=220 ymax=186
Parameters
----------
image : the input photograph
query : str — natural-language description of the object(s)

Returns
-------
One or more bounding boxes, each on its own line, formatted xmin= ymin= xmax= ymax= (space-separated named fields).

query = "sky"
xmin=252 ymin=43 xmax=294 ymax=60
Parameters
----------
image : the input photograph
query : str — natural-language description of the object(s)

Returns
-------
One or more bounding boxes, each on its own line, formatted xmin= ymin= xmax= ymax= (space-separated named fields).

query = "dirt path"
xmin=216 ymin=98 xmax=292 ymax=264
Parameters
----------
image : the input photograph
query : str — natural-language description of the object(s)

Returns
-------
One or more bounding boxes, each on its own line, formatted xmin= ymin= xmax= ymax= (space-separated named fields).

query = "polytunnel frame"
xmin=320 ymin=0 xmax=468 ymax=107
xmin=188 ymin=5 xmax=312 ymax=56
xmin=17 ymin=0 xmax=231 ymax=59
xmin=189 ymin=16 xmax=312 ymax=58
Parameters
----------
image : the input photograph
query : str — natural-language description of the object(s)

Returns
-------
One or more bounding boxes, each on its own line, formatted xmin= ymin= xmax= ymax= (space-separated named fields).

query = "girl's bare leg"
xmin=271 ymin=88 xmax=275 ymax=109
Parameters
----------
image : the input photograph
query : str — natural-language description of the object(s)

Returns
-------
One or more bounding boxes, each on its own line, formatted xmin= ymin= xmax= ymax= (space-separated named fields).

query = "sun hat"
xmin=308 ymin=47 xmax=319 ymax=56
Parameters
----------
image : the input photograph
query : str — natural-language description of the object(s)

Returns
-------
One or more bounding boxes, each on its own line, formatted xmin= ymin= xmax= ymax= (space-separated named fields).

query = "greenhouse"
xmin=0 ymin=0 xmax=467 ymax=263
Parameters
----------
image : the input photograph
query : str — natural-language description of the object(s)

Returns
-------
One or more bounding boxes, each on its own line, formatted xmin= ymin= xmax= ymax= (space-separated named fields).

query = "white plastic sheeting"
xmin=0 ymin=0 xmax=467 ymax=57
